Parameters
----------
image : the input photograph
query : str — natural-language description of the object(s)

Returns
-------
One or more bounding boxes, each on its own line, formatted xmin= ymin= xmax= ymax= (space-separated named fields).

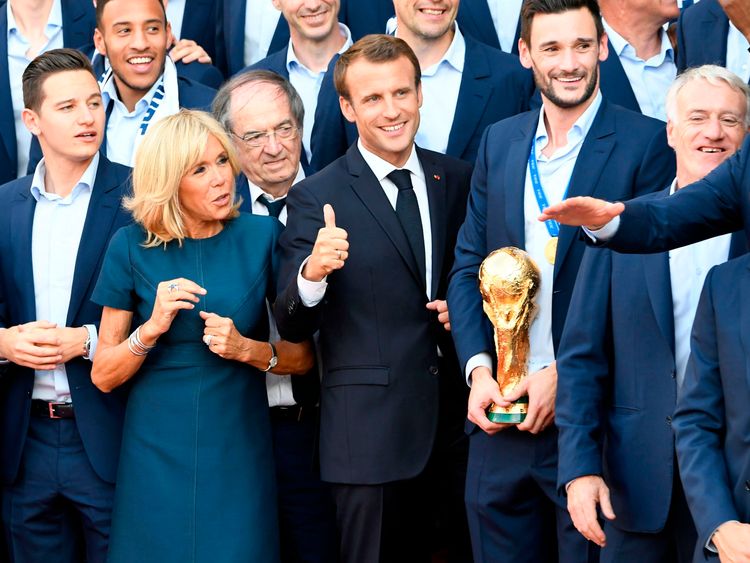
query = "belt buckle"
xmin=47 ymin=402 xmax=65 ymax=419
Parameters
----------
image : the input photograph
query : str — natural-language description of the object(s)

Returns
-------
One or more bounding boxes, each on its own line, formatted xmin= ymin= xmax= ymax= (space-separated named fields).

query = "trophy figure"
xmin=478 ymin=247 xmax=541 ymax=423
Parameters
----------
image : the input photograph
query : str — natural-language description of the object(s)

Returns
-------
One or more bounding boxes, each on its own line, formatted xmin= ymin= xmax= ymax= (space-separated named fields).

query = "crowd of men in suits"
xmin=0 ymin=0 xmax=749 ymax=562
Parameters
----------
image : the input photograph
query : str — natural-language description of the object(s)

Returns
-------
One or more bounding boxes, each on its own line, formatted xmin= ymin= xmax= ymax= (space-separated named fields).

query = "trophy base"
xmin=487 ymin=396 xmax=529 ymax=424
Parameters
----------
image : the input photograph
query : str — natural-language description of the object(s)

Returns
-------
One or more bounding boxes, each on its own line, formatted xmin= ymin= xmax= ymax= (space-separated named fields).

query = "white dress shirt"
xmin=726 ymin=21 xmax=750 ymax=83
xmin=6 ymin=0 xmax=63 ymax=178
xmin=485 ymin=0 xmax=523 ymax=53
xmin=244 ymin=0 xmax=282 ymax=67
xmin=465 ymin=92 xmax=603 ymax=382
xmin=298 ymin=141 xmax=433 ymax=305
xmin=286 ymin=24 xmax=352 ymax=163
xmin=30 ymin=154 xmax=100 ymax=402
xmin=248 ymin=167 xmax=306 ymax=407
xmin=602 ymin=19 xmax=675 ymax=122
xmin=166 ymin=0 xmax=186 ymax=41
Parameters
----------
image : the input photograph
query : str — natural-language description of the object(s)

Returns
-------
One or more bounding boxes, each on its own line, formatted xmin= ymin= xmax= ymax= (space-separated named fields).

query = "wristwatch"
xmin=82 ymin=326 xmax=92 ymax=360
xmin=262 ymin=342 xmax=278 ymax=372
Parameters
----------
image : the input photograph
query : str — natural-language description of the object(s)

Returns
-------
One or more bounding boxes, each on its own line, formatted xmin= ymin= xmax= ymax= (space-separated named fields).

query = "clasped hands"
xmin=0 ymin=322 xmax=87 ymax=370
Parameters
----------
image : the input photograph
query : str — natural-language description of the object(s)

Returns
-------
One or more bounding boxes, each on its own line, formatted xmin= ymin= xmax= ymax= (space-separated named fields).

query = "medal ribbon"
xmin=528 ymin=145 xmax=571 ymax=238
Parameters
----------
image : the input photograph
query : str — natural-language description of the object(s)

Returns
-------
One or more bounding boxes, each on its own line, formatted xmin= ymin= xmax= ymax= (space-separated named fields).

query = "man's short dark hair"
xmin=22 ymin=48 xmax=97 ymax=111
xmin=96 ymin=0 xmax=167 ymax=30
xmin=334 ymin=34 xmax=421 ymax=101
xmin=212 ymin=70 xmax=305 ymax=133
xmin=520 ymin=0 xmax=604 ymax=46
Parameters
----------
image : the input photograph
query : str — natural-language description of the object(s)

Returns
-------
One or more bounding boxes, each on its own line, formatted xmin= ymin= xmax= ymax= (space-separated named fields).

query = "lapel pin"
xmin=433 ymin=174 xmax=441 ymax=181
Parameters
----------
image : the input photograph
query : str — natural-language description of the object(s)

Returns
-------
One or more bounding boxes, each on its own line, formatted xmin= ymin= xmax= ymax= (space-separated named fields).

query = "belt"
xmin=269 ymin=404 xmax=317 ymax=423
xmin=31 ymin=400 xmax=75 ymax=419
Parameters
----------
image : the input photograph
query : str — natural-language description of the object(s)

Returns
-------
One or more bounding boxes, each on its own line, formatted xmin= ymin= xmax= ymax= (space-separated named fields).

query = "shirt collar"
xmin=7 ymin=0 xmax=63 ymax=36
xmin=249 ymin=165 xmax=306 ymax=203
xmin=357 ymin=139 xmax=421 ymax=183
xmin=535 ymin=90 xmax=603 ymax=154
xmin=30 ymin=152 xmax=100 ymax=202
xmin=420 ymin=23 xmax=466 ymax=76
xmin=101 ymin=71 xmax=164 ymax=116
xmin=286 ymin=23 xmax=353 ymax=73
xmin=602 ymin=18 xmax=674 ymax=64
xmin=668 ymin=177 xmax=678 ymax=195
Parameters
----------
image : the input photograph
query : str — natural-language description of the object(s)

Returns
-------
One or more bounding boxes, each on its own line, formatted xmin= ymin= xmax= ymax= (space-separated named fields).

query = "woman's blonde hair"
xmin=125 ymin=109 xmax=242 ymax=247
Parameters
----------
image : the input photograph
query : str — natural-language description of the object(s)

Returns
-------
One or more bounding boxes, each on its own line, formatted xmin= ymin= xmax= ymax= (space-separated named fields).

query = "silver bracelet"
xmin=127 ymin=325 xmax=155 ymax=356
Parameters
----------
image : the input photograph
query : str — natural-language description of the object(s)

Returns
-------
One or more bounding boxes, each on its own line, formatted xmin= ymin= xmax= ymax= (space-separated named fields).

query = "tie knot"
xmin=387 ymin=169 xmax=413 ymax=191
xmin=257 ymin=195 xmax=286 ymax=219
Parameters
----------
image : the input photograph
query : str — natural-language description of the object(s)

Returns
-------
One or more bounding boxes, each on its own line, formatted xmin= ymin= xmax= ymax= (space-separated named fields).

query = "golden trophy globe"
xmin=478 ymin=247 xmax=541 ymax=424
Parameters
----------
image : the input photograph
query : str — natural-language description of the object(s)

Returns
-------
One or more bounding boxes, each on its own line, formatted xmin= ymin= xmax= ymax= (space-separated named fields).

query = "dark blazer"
xmin=674 ymin=255 xmax=750 ymax=560
xmin=274 ymin=144 xmax=472 ymax=485
xmin=676 ymin=0 xmax=729 ymax=72
xmin=0 ymin=0 xmax=96 ymax=185
xmin=309 ymin=35 xmax=534 ymax=171
xmin=215 ymin=0 xmax=290 ymax=77
xmin=599 ymin=40 xmax=642 ymax=114
xmin=557 ymin=189 xmax=747 ymax=533
xmin=456 ymin=0 xmax=520 ymax=54
xmin=0 ymin=156 xmax=132 ymax=485
xmin=339 ymin=0 xmax=393 ymax=40
xmin=180 ymin=0 xmax=218 ymax=61
xmin=447 ymin=99 xmax=675 ymax=377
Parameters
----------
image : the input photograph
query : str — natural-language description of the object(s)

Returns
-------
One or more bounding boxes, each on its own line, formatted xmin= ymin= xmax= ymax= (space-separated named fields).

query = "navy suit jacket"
xmin=0 ymin=156 xmax=132 ymax=485
xmin=456 ymin=0 xmax=520 ymax=54
xmin=0 ymin=0 xmax=96 ymax=185
xmin=676 ymin=0 xmax=729 ymax=72
xmin=599 ymin=40 xmax=642 ymax=114
xmin=557 ymin=188 xmax=746 ymax=533
xmin=215 ymin=0 xmax=290 ymax=77
xmin=674 ymin=255 xmax=750 ymax=559
xmin=448 ymin=99 xmax=675 ymax=381
xmin=339 ymin=0 xmax=393 ymax=39
xmin=273 ymin=145 xmax=472 ymax=485
xmin=309 ymin=35 xmax=534 ymax=171
xmin=180 ymin=0 xmax=218 ymax=61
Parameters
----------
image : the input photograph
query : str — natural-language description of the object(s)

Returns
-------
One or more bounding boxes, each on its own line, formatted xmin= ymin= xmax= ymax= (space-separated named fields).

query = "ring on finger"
xmin=337 ymin=250 xmax=342 ymax=260
xmin=203 ymin=334 xmax=213 ymax=347
xmin=168 ymin=282 xmax=180 ymax=294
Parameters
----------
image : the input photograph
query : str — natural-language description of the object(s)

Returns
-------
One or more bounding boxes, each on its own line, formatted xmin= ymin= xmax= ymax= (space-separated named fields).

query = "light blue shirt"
xmin=404 ymin=23 xmax=465 ymax=154
xmin=286 ymin=23 xmax=352 ymax=163
xmin=603 ymin=19 xmax=675 ymax=121
xmin=486 ymin=0 xmax=523 ymax=53
xmin=30 ymin=153 xmax=100 ymax=402
xmin=465 ymin=92 xmax=603 ymax=382
xmin=726 ymin=21 xmax=750 ymax=83
xmin=165 ymin=0 xmax=186 ymax=41
xmin=6 ymin=0 xmax=63 ymax=178
xmin=244 ymin=0 xmax=281 ymax=67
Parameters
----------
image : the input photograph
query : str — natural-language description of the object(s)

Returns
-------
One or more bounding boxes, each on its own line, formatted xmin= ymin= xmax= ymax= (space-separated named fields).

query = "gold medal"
xmin=544 ymin=237 xmax=558 ymax=265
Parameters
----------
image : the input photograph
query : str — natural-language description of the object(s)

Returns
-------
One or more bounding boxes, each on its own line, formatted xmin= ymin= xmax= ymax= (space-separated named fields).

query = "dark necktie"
xmin=387 ymin=169 xmax=426 ymax=282
xmin=257 ymin=195 xmax=286 ymax=219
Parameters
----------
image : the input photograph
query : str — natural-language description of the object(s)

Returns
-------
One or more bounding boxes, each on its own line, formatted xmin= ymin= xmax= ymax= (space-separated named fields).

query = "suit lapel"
xmin=643 ymin=251 xmax=676 ymax=355
xmin=504 ymin=112 xmax=539 ymax=251
xmin=227 ymin=0 xmax=245 ymax=74
xmin=345 ymin=147 xmax=424 ymax=291
xmin=0 ymin=10 xmax=17 ymax=172
xmin=458 ymin=1 xmax=500 ymax=50
xmin=702 ymin=2 xmax=729 ymax=66
xmin=554 ymin=101 xmax=615 ymax=280
xmin=66 ymin=159 xmax=124 ymax=325
xmin=419 ymin=149 xmax=446 ymax=300
xmin=61 ymin=0 xmax=90 ymax=50
xmin=729 ymin=231 xmax=749 ymax=259
xmin=10 ymin=182 xmax=36 ymax=323
xmin=446 ymin=38 xmax=492 ymax=160
xmin=600 ymin=42 xmax=641 ymax=113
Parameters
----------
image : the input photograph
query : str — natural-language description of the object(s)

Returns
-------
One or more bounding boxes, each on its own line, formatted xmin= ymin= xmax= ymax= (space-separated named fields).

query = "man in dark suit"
xmin=169 ymin=0 xmax=217 ymax=60
xmin=0 ymin=0 xmax=95 ymax=186
xmin=456 ymin=0 xmax=522 ymax=54
xmin=213 ymin=69 xmax=337 ymax=563
xmin=0 ymin=48 xmax=130 ymax=563
xmin=338 ymin=0 xmax=393 ymax=39
xmin=556 ymin=65 xmax=749 ymax=563
xmin=310 ymin=0 xmax=534 ymax=171
xmin=275 ymin=34 xmax=473 ymax=563
xmin=673 ymin=255 xmax=750 ymax=562
xmin=446 ymin=0 xmax=675 ymax=561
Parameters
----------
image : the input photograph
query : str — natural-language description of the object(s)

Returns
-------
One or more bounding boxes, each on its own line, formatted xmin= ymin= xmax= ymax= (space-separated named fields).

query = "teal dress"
xmin=92 ymin=215 xmax=282 ymax=563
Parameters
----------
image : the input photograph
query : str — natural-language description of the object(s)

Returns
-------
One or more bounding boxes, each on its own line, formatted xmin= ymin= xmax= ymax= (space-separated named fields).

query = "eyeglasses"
xmin=231 ymin=124 xmax=299 ymax=148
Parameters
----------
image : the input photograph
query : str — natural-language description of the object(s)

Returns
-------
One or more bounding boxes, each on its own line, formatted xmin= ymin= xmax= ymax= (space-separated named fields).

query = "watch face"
xmin=270 ymin=356 xmax=278 ymax=368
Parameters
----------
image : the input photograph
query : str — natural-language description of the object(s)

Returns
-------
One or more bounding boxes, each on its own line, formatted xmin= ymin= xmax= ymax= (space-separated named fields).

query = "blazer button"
xmin=665 ymin=416 xmax=672 ymax=426
xmin=429 ymin=365 xmax=439 ymax=376
xmin=745 ymin=480 xmax=750 ymax=492
xmin=670 ymin=370 xmax=676 ymax=379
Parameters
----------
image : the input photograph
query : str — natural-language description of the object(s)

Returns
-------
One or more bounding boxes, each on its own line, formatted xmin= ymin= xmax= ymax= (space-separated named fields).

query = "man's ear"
xmin=93 ymin=28 xmax=107 ymax=56
xmin=22 ymin=107 xmax=41 ymax=137
xmin=339 ymin=96 xmax=356 ymax=124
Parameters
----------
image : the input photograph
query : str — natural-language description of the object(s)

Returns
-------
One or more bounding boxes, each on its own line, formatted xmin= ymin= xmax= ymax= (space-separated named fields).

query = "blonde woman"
xmin=91 ymin=110 xmax=297 ymax=562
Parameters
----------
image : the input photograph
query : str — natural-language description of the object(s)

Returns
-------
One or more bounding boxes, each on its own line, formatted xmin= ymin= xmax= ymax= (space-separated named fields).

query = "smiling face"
xmin=179 ymin=134 xmax=236 ymax=237
xmin=393 ymin=0 xmax=458 ymax=40
xmin=272 ymin=0 xmax=340 ymax=42
xmin=519 ymin=7 xmax=607 ymax=111
xmin=229 ymin=81 xmax=301 ymax=196
xmin=22 ymin=69 xmax=105 ymax=166
xmin=668 ymin=78 xmax=748 ymax=188
xmin=94 ymin=0 xmax=171 ymax=108
xmin=339 ymin=55 xmax=422 ymax=167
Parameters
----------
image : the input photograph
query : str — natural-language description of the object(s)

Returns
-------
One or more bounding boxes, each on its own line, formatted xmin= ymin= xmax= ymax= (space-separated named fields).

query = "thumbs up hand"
xmin=302 ymin=204 xmax=349 ymax=282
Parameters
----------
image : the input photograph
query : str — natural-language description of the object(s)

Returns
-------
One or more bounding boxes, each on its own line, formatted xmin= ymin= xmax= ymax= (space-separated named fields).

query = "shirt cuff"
xmin=83 ymin=324 xmax=98 ymax=361
xmin=465 ymin=353 xmax=493 ymax=386
xmin=297 ymin=256 xmax=328 ymax=307
xmin=706 ymin=521 xmax=740 ymax=553
xmin=583 ymin=215 xmax=620 ymax=242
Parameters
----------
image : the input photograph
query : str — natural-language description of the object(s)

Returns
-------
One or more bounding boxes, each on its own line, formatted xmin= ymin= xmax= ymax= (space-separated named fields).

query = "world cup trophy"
xmin=478 ymin=247 xmax=541 ymax=423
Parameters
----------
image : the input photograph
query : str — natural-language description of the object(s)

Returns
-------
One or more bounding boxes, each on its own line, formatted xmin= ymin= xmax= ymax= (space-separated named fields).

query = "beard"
xmin=534 ymin=64 xmax=599 ymax=110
